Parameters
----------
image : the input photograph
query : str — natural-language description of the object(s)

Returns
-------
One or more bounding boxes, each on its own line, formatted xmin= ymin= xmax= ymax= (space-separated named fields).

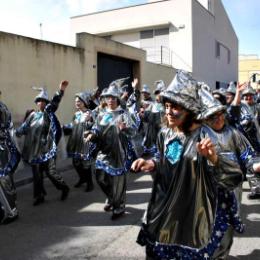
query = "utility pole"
xmin=39 ymin=23 xmax=43 ymax=40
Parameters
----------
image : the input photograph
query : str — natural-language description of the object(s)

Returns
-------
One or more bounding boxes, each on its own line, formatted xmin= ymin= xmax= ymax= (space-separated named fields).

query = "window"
xmin=154 ymin=28 xmax=169 ymax=36
xmin=140 ymin=28 xmax=170 ymax=64
xmin=140 ymin=30 xmax=153 ymax=39
xmin=227 ymin=49 xmax=231 ymax=64
xmin=215 ymin=41 xmax=231 ymax=64
xmin=103 ymin=35 xmax=112 ymax=40
xmin=215 ymin=41 xmax=220 ymax=58
xmin=208 ymin=0 xmax=214 ymax=13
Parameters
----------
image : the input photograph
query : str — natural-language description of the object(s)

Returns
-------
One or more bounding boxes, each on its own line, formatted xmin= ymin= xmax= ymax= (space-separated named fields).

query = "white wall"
xmin=112 ymin=32 xmax=140 ymax=48
xmin=192 ymin=0 xmax=238 ymax=87
xmin=71 ymin=0 xmax=238 ymax=87
xmin=0 ymin=32 xmax=85 ymax=123
xmin=71 ymin=0 xmax=193 ymax=71
xmin=0 ymin=31 xmax=175 ymax=123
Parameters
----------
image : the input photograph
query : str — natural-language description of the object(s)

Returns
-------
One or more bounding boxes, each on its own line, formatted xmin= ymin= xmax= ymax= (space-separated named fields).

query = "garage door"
xmin=97 ymin=53 xmax=134 ymax=92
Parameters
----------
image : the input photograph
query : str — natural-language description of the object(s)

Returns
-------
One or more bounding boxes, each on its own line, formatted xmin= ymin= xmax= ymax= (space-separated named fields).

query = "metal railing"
xmin=141 ymin=46 xmax=192 ymax=70
xmin=141 ymin=46 xmax=171 ymax=65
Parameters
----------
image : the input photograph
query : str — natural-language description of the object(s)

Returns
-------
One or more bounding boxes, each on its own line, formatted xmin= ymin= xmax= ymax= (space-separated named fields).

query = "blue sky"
xmin=0 ymin=0 xmax=259 ymax=56
xmin=222 ymin=0 xmax=260 ymax=56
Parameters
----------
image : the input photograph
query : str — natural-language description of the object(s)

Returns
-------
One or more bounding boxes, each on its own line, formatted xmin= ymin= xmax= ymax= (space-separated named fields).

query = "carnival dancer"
xmin=212 ymin=87 xmax=227 ymax=105
xmin=0 ymin=100 xmax=20 ymax=224
xmin=198 ymin=86 xmax=260 ymax=259
xmin=16 ymin=81 xmax=70 ymax=206
xmin=84 ymin=79 xmax=137 ymax=220
xmin=225 ymin=82 xmax=260 ymax=199
xmin=131 ymin=70 xmax=244 ymax=260
xmin=63 ymin=91 xmax=95 ymax=192
xmin=240 ymin=85 xmax=260 ymax=199
xmin=241 ymin=85 xmax=260 ymax=124
xmin=141 ymin=84 xmax=153 ymax=108
xmin=140 ymin=80 xmax=166 ymax=157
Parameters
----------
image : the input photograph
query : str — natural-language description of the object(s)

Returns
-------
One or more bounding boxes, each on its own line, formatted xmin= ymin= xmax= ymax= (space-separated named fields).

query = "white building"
xmin=71 ymin=0 xmax=238 ymax=88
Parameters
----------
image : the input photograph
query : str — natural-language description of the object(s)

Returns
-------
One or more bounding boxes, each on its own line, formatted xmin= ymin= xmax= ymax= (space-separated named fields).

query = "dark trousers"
xmin=31 ymin=158 xmax=68 ymax=199
xmin=72 ymin=158 xmax=93 ymax=186
xmin=96 ymin=169 xmax=126 ymax=209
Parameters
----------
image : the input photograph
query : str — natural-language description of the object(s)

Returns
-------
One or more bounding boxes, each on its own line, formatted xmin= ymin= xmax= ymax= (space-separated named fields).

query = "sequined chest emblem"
xmin=100 ymin=113 xmax=113 ymax=125
xmin=165 ymin=139 xmax=183 ymax=165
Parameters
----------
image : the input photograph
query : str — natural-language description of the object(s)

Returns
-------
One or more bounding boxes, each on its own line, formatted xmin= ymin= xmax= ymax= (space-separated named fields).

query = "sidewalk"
xmin=14 ymin=158 xmax=73 ymax=187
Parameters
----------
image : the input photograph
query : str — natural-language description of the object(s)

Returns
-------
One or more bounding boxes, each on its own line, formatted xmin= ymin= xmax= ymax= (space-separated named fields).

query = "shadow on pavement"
xmin=228 ymin=250 xmax=260 ymax=259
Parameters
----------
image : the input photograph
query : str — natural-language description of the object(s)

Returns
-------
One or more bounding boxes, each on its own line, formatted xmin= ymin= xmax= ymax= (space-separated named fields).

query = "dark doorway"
xmin=97 ymin=53 xmax=135 ymax=92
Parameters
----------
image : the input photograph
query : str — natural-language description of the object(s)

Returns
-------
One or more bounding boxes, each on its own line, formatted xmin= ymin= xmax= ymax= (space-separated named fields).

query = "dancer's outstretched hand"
xmin=60 ymin=80 xmax=69 ymax=91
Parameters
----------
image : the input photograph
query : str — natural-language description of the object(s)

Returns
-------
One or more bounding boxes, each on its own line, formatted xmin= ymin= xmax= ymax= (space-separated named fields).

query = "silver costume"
xmin=64 ymin=107 xmax=95 ymax=191
xmin=137 ymin=70 xmax=244 ymax=259
xmin=87 ymin=81 xmax=137 ymax=218
xmin=0 ymin=101 xmax=20 ymax=223
xmin=16 ymin=89 xmax=69 ymax=203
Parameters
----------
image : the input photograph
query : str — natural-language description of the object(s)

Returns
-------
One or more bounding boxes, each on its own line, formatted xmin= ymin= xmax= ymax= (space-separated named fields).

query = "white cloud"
xmin=0 ymin=0 xmax=147 ymax=45
xmin=65 ymin=0 xmax=147 ymax=16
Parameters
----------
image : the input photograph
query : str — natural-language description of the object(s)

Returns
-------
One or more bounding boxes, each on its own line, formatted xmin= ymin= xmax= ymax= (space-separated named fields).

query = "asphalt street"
xmin=1 ymin=162 xmax=260 ymax=260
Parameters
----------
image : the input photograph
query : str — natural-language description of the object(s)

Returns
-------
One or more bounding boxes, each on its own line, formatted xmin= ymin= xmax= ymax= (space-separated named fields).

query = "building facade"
xmin=0 ymin=31 xmax=175 ymax=123
xmin=239 ymin=55 xmax=260 ymax=89
xmin=71 ymin=0 xmax=238 ymax=88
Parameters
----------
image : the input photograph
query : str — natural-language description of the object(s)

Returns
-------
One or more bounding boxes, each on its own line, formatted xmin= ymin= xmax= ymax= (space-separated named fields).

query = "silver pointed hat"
xmin=153 ymin=80 xmax=166 ymax=95
xmin=75 ymin=91 xmax=92 ymax=107
xmin=226 ymin=81 xmax=236 ymax=95
xmin=121 ymin=84 xmax=129 ymax=93
xmin=109 ymin=77 xmax=129 ymax=88
xmin=160 ymin=70 xmax=201 ymax=114
xmin=198 ymin=86 xmax=226 ymax=120
xmin=241 ymin=85 xmax=256 ymax=96
xmin=100 ymin=88 xmax=108 ymax=98
xmin=102 ymin=79 xmax=124 ymax=99
xmin=212 ymin=87 xmax=226 ymax=97
xmin=33 ymin=86 xmax=49 ymax=103
xmin=141 ymin=84 xmax=151 ymax=94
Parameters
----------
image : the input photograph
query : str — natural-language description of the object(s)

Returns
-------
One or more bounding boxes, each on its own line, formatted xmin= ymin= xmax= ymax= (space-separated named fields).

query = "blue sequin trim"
xmin=138 ymin=189 xmax=244 ymax=259
xmin=0 ymin=130 xmax=21 ymax=177
xmin=68 ymin=142 xmax=97 ymax=161
xmin=96 ymin=141 xmax=136 ymax=176
xmin=143 ymin=144 xmax=158 ymax=156
xmin=240 ymin=145 xmax=256 ymax=162
xmin=133 ymin=113 xmax=141 ymax=129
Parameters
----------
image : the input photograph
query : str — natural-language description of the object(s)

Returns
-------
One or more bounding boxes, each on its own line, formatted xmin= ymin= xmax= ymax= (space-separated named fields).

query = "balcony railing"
xmin=141 ymin=46 xmax=171 ymax=66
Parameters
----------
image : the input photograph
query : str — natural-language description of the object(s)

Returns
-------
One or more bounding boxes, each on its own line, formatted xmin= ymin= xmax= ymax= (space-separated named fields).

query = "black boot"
xmin=85 ymin=182 xmax=94 ymax=192
xmin=74 ymin=179 xmax=86 ymax=188
xmin=111 ymin=207 xmax=125 ymax=220
xmin=33 ymin=196 xmax=45 ymax=206
xmin=104 ymin=199 xmax=113 ymax=212
xmin=61 ymin=186 xmax=70 ymax=201
xmin=247 ymin=192 xmax=260 ymax=200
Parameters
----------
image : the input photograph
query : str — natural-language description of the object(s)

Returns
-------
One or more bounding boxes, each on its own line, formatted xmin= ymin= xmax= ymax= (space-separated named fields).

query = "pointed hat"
xmin=198 ymin=86 xmax=226 ymax=120
xmin=33 ymin=86 xmax=49 ymax=103
xmin=160 ymin=70 xmax=201 ymax=114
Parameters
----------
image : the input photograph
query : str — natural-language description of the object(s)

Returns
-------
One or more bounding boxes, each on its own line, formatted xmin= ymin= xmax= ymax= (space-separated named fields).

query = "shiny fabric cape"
xmin=137 ymin=127 xmax=244 ymax=259
xmin=16 ymin=91 xmax=63 ymax=164
xmin=65 ymin=110 xmax=94 ymax=162
xmin=91 ymin=107 xmax=137 ymax=176
xmin=0 ymin=101 xmax=20 ymax=223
